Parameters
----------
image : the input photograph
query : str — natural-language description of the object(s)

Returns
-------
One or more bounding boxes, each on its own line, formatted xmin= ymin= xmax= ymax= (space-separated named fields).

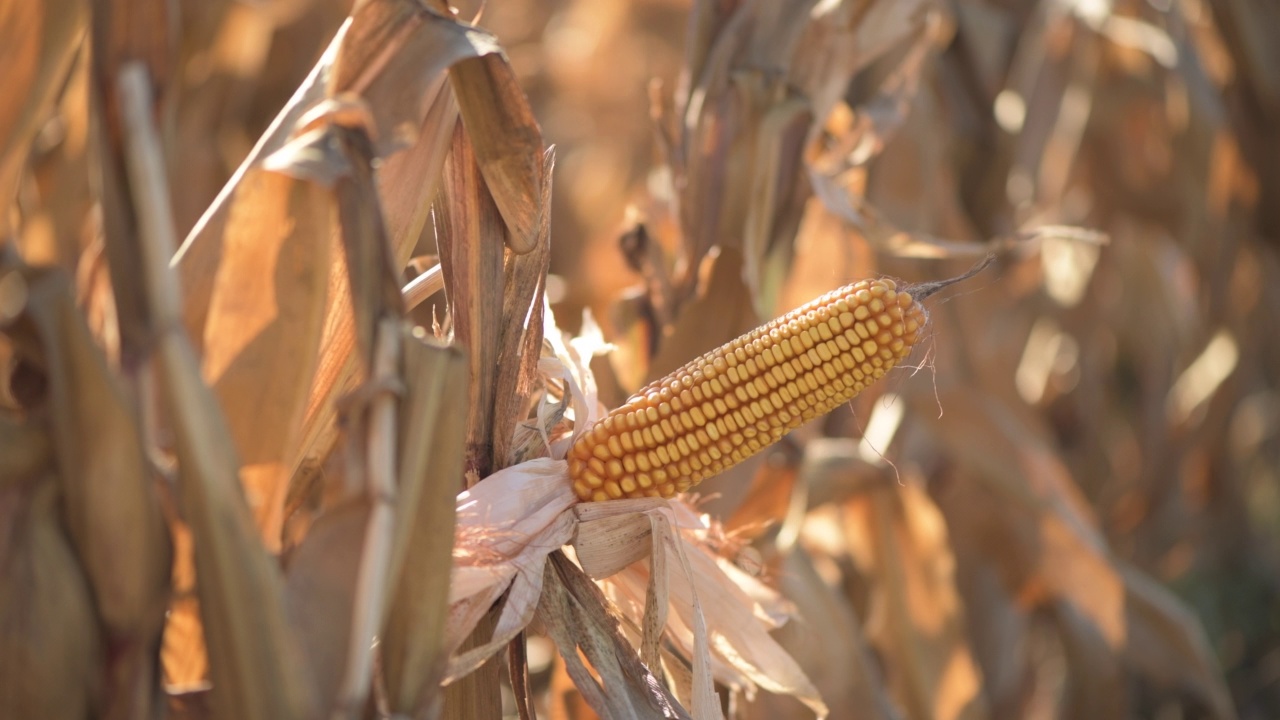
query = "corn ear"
xmin=569 ymin=277 xmax=927 ymax=501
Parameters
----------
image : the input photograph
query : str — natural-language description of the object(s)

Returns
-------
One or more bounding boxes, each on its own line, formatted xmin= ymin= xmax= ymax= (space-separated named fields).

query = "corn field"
xmin=2 ymin=0 xmax=1279 ymax=718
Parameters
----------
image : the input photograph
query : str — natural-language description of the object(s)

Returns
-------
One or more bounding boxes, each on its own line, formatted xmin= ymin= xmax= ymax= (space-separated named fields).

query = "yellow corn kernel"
xmin=569 ymin=277 xmax=927 ymax=501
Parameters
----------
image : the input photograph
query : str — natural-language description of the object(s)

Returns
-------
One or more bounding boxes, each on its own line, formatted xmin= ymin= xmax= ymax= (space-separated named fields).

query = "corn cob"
xmin=569 ymin=277 xmax=928 ymax=501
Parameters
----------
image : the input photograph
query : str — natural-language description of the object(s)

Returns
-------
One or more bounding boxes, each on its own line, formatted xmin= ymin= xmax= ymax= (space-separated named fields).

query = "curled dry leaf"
xmin=491 ymin=147 xmax=554 ymax=468
xmin=291 ymin=71 xmax=460 ymax=504
xmin=172 ymin=24 xmax=342 ymax=349
xmin=434 ymin=109 xmax=507 ymax=558
xmin=173 ymin=0 xmax=499 ymax=533
xmin=666 ymin=0 xmax=941 ymax=301
xmin=173 ymin=1 xmax=506 ymax=529
xmin=326 ymin=0 xmax=499 ymax=158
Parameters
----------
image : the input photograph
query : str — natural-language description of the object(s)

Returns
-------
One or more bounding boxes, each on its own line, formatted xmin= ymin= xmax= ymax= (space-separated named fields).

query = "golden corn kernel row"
xmin=568 ymin=277 xmax=927 ymax=501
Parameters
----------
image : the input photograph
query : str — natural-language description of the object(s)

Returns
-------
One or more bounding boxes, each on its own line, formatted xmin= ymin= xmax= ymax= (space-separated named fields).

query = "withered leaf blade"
xmin=669 ymin=0 xmax=937 ymax=289
xmin=451 ymin=52 xmax=547 ymax=255
xmin=174 ymin=0 xmax=485 ymax=349
xmin=437 ymin=124 xmax=506 ymax=480
xmin=180 ymin=0 xmax=487 ymax=510
xmin=288 ymin=83 xmax=460 ymax=497
xmin=173 ymin=25 xmax=345 ymax=349
xmin=491 ymin=147 xmax=554 ymax=468
xmin=284 ymin=497 xmax=370 ymax=712
xmin=914 ymin=387 xmax=1236 ymax=719
xmin=1118 ymin=566 xmax=1237 ymax=720
xmin=200 ymin=156 xmax=333 ymax=549
xmin=379 ymin=81 xmax=459 ymax=264
xmin=380 ymin=333 xmax=469 ymax=717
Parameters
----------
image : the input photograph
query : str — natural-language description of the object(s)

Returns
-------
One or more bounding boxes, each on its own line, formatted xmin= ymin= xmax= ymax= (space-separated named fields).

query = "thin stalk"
xmin=402 ymin=263 xmax=444 ymax=311
xmin=334 ymin=317 xmax=401 ymax=719
xmin=118 ymin=62 xmax=177 ymax=458
xmin=117 ymin=62 xmax=180 ymax=325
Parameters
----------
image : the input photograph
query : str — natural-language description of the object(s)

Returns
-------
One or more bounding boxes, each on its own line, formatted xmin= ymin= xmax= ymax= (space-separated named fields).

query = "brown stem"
xmin=907 ymin=251 xmax=998 ymax=301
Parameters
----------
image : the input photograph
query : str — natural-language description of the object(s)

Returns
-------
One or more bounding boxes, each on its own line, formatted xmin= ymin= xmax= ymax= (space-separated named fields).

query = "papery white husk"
xmin=442 ymin=302 xmax=827 ymax=718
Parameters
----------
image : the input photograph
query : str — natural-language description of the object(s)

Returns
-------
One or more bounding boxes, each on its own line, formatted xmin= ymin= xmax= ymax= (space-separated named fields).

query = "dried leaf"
xmin=289 ymin=80 xmax=460 ymax=498
xmin=437 ymin=124 xmax=507 ymax=479
xmin=328 ymin=0 xmax=498 ymax=155
xmin=199 ymin=161 xmax=332 ymax=546
xmin=284 ymin=498 xmax=369 ymax=710
xmin=451 ymin=52 xmax=547 ymax=254
xmin=174 ymin=25 xmax=344 ymax=347
xmin=670 ymin=0 xmax=940 ymax=287
xmin=491 ymin=147 xmax=554 ymax=468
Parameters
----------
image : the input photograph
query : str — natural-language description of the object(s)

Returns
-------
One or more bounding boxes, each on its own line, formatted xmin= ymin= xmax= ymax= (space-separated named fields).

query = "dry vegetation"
xmin=2 ymin=0 xmax=1279 ymax=719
